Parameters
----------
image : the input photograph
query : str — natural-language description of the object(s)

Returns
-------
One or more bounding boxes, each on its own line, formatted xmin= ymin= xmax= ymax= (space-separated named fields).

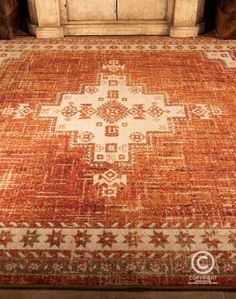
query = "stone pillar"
xmin=170 ymin=0 xmax=205 ymax=37
xmin=196 ymin=0 xmax=206 ymax=32
xmin=27 ymin=0 xmax=38 ymax=35
xmin=35 ymin=0 xmax=64 ymax=38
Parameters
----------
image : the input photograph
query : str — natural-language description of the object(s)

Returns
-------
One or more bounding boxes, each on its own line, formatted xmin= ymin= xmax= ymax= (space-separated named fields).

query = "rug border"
xmin=0 ymin=35 xmax=236 ymax=289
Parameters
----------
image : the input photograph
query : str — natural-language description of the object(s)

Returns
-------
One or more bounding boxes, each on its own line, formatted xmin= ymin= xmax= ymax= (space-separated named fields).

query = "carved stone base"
xmin=36 ymin=27 xmax=64 ymax=38
xmin=27 ymin=21 xmax=37 ymax=35
xmin=170 ymin=26 xmax=199 ymax=38
xmin=170 ymin=22 xmax=205 ymax=37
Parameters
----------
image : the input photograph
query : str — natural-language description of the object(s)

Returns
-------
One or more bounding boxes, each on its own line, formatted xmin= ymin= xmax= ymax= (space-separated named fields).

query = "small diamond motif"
xmin=61 ymin=103 xmax=79 ymax=119
xmin=103 ymin=169 xmax=118 ymax=182
xmin=147 ymin=103 xmax=165 ymax=118
xmin=192 ymin=107 xmax=206 ymax=117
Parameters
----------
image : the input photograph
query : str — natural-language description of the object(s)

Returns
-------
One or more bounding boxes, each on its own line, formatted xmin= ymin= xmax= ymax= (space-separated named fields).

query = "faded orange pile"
xmin=0 ymin=37 xmax=235 ymax=287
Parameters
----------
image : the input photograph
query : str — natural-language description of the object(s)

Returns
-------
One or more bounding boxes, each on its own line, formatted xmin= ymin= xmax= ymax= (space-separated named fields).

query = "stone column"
xmin=170 ymin=0 xmax=205 ymax=37
xmin=35 ymin=0 xmax=64 ymax=38
xmin=27 ymin=0 xmax=38 ymax=35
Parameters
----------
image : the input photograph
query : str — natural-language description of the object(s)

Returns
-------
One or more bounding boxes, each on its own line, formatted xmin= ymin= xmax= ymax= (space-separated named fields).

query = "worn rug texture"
xmin=0 ymin=37 xmax=235 ymax=288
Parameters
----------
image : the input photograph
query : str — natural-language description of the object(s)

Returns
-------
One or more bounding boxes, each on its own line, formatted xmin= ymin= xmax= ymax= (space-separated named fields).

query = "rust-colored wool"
xmin=0 ymin=37 xmax=235 ymax=288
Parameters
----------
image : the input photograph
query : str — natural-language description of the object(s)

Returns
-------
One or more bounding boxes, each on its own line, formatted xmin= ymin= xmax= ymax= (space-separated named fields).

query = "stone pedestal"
xmin=35 ymin=0 xmax=64 ymax=38
xmin=28 ymin=0 xmax=206 ymax=38
xmin=27 ymin=0 xmax=37 ymax=35
xmin=170 ymin=0 xmax=205 ymax=37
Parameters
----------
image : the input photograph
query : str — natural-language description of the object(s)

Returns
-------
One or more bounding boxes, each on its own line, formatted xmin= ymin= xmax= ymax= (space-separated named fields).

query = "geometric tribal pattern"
xmin=0 ymin=227 xmax=235 ymax=251
xmin=0 ymin=37 xmax=235 ymax=288
xmin=38 ymin=60 xmax=222 ymax=198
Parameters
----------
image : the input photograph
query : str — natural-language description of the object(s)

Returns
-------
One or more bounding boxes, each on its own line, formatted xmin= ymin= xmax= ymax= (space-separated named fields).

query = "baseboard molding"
xmin=31 ymin=21 xmax=205 ymax=38
xmin=62 ymin=20 xmax=169 ymax=36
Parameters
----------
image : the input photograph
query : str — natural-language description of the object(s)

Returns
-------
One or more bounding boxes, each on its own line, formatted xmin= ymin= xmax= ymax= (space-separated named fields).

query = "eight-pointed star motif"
xmin=0 ymin=230 xmax=15 ymax=247
xmin=46 ymin=230 xmax=66 ymax=248
xmin=97 ymin=231 xmax=118 ymax=248
xmin=20 ymin=230 xmax=40 ymax=248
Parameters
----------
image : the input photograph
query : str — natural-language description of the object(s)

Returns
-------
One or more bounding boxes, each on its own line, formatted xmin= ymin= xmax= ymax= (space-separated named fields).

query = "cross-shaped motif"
xmin=38 ymin=60 xmax=187 ymax=197
xmin=39 ymin=60 xmax=186 ymax=164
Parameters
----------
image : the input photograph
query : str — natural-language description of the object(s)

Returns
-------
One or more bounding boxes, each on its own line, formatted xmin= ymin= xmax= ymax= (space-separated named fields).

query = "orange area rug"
xmin=0 ymin=37 xmax=235 ymax=288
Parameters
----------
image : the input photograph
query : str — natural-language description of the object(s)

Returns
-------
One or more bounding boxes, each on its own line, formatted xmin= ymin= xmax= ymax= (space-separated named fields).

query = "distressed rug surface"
xmin=0 ymin=37 xmax=235 ymax=288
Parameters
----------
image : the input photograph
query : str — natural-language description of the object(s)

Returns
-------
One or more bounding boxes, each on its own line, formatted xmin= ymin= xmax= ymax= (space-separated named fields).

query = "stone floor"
xmin=0 ymin=290 xmax=235 ymax=299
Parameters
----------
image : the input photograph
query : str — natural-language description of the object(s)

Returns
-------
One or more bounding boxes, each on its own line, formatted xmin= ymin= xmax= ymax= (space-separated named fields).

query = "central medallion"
xmin=38 ymin=60 xmax=187 ymax=197
xmin=97 ymin=100 xmax=128 ymax=123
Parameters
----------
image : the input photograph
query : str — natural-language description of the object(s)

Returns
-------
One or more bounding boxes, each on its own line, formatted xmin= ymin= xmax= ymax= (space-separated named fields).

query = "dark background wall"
xmin=19 ymin=0 xmax=29 ymax=32
xmin=204 ymin=0 xmax=217 ymax=32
